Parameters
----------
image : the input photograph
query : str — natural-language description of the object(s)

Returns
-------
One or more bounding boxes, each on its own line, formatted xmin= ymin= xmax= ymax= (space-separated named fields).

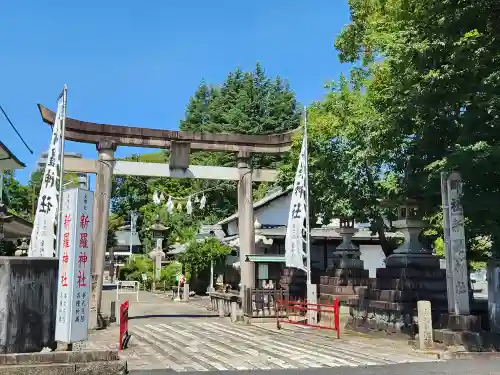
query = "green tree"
xmin=279 ymin=72 xmax=401 ymax=255
xmin=335 ymin=0 xmax=500 ymax=257
xmin=2 ymin=171 xmax=31 ymax=219
xmin=176 ymin=237 xmax=231 ymax=290
xmin=110 ymin=63 xmax=302 ymax=250
xmin=27 ymin=169 xmax=81 ymax=220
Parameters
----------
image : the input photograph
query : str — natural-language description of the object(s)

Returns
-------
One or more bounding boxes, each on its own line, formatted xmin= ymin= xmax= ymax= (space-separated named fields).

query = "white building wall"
xmin=226 ymin=194 xmax=291 ymax=235
xmin=360 ymin=244 xmax=386 ymax=278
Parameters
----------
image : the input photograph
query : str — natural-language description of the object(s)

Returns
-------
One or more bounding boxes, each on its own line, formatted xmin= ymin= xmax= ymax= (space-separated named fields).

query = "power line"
xmin=0 ymin=105 xmax=34 ymax=154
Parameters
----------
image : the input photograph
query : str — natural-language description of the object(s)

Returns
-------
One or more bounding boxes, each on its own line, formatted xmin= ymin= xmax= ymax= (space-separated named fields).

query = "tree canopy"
xmin=6 ymin=4 xmax=500 ymax=271
xmin=110 ymin=63 xmax=302 ymax=262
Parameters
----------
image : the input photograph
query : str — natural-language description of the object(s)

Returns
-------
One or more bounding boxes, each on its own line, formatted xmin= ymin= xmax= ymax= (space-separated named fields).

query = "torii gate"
xmin=38 ymin=104 xmax=295 ymax=324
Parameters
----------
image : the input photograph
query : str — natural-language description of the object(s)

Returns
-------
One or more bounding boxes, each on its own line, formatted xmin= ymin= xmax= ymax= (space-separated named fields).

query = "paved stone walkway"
xmin=88 ymin=292 xmax=439 ymax=372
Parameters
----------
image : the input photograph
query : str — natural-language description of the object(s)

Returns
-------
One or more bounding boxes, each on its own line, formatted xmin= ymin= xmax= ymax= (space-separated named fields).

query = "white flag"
xmin=28 ymin=92 xmax=65 ymax=257
xmin=284 ymin=133 xmax=308 ymax=271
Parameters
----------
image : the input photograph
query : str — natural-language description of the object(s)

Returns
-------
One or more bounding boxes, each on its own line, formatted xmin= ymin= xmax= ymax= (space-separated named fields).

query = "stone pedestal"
xmin=279 ymin=268 xmax=306 ymax=299
xmin=0 ymin=257 xmax=59 ymax=353
xmin=319 ymin=226 xmax=369 ymax=305
xmin=347 ymin=218 xmax=448 ymax=335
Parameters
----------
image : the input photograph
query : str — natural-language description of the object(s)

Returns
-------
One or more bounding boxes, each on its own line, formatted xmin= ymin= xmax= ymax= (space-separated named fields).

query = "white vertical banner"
xmin=55 ymin=188 xmax=94 ymax=343
xmin=28 ymin=87 xmax=67 ymax=257
xmin=284 ymin=127 xmax=308 ymax=272
xmin=446 ymin=172 xmax=470 ymax=315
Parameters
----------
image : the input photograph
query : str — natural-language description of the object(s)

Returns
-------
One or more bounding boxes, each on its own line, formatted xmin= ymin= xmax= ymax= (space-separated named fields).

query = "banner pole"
xmin=303 ymin=106 xmax=312 ymax=284
xmin=55 ymin=85 xmax=68 ymax=258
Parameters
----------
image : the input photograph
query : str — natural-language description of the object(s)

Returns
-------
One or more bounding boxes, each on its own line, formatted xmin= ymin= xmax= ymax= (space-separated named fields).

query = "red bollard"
xmin=119 ymin=300 xmax=130 ymax=350
xmin=334 ymin=297 xmax=340 ymax=339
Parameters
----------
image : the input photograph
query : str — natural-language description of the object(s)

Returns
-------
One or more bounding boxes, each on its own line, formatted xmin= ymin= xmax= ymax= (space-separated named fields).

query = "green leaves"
xmin=109 ymin=63 xmax=302 ymax=254
xmin=333 ymin=0 xmax=500 ymax=257
xmin=176 ymin=238 xmax=232 ymax=273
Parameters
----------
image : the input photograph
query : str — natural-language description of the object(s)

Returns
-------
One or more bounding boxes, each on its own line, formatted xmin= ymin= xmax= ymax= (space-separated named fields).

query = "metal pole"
xmin=303 ymin=106 xmax=312 ymax=284
xmin=129 ymin=212 xmax=134 ymax=257
xmin=0 ymin=170 xmax=4 ymax=203
xmin=210 ymin=260 xmax=214 ymax=292
xmin=55 ymin=85 xmax=68 ymax=258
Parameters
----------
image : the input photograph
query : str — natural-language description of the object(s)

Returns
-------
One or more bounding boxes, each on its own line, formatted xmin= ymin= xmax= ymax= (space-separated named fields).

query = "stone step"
xmin=373 ymin=279 xmax=447 ymax=292
xmin=319 ymin=285 xmax=365 ymax=295
xmin=348 ymin=298 xmax=449 ymax=312
xmin=319 ymin=294 xmax=358 ymax=304
xmin=362 ymin=288 xmax=448 ymax=303
xmin=324 ymin=268 xmax=370 ymax=279
xmin=319 ymin=276 xmax=371 ymax=286
xmin=376 ymin=268 xmax=446 ymax=280
xmin=432 ymin=329 xmax=484 ymax=350
xmin=347 ymin=316 xmax=410 ymax=335
xmin=438 ymin=314 xmax=482 ymax=332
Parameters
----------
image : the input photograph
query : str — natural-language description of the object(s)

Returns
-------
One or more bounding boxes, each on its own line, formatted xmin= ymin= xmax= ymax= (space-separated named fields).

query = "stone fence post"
xmin=417 ymin=300 xmax=434 ymax=349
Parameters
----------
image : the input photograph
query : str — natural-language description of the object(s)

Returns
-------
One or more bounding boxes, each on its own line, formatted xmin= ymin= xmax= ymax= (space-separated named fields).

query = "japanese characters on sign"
xmin=55 ymin=188 xmax=94 ymax=343
xmin=285 ymin=133 xmax=308 ymax=271
xmin=446 ymin=172 xmax=470 ymax=315
xmin=28 ymin=89 xmax=66 ymax=258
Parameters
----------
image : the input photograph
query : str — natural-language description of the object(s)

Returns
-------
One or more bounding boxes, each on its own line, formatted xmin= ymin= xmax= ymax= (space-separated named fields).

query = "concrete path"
xmin=88 ymin=291 xmax=439 ymax=372
xmin=128 ymin=359 xmax=500 ymax=375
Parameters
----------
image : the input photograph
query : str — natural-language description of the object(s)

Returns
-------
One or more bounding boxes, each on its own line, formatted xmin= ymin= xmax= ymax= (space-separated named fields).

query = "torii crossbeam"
xmin=38 ymin=104 xmax=296 ymax=327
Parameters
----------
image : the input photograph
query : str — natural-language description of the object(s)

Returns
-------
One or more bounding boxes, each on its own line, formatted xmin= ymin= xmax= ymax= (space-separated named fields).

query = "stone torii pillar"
xmin=90 ymin=140 xmax=116 ymax=327
xmin=238 ymin=151 xmax=255 ymax=293
xmin=37 ymin=103 xmax=295 ymax=328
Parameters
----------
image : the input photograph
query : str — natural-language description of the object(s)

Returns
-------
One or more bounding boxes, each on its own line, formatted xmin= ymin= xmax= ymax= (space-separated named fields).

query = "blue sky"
xmin=1 ymin=0 xmax=352 ymax=184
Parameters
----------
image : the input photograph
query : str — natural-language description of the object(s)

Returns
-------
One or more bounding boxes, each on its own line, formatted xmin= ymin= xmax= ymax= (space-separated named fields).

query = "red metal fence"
xmin=275 ymin=297 xmax=340 ymax=339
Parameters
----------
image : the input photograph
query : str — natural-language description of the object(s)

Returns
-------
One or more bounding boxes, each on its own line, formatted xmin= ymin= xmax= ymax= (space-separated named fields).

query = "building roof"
xmin=197 ymin=224 xmax=226 ymax=240
xmin=221 ymin=226 xmax=400 ymax=242
xmin=0 ymin=140 xmax=25 ymax=170
xmin=2 ymin=214 xmax=32 ymax=239
xmin=113 ymin=230 xmax=141 ymax=247
xmin=217 ymin=186 xmax=292 ymax=225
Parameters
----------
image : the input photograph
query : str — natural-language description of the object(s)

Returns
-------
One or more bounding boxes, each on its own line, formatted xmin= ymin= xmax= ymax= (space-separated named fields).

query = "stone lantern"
xmin=332 ymin=217 xmax=363 ymax=269
xmin=148 ymin=215 xmax=167 ymax=290
xmin=385 ymin=198 xmax=439 ymax=268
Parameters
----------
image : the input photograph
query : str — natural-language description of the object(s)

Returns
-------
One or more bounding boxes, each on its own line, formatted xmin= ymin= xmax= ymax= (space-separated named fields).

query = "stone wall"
xmin=0 ymin=257 xmax=59 ymax=353
xmin=0 ymin=350 xmax=126 ymax=375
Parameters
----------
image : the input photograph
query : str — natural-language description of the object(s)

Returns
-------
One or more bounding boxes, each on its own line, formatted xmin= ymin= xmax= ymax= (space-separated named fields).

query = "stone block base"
xmin=347 ymin=265 xmax=448 ymax=336
xmin=330 ymin=258 xmax=364 ymax=269
xmin=318 ymin=268 xmax=370 ymax=311
xmin=347 ymin=315 xmax=411 ymax=336
xmin=0 ymin=350 xmax=125 ymax=375
xmin=280 ymin=268 xmax=306 ymax=298
xmin=438 ymin=314 xmax=482 ymax=332
xmin=385 ymin=253 xmax=440 ymax=268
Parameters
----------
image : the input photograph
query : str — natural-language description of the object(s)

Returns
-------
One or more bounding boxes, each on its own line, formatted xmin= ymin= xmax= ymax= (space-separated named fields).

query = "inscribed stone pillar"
xmin=238 ymin=151 xmax=255 ymax=295
xmin=487 ymin=259 xmax=500 ymax=333
xmin=417 ymin=300 xmax=434 ymax=349
xmin=91 ymin=141 xmax=116 ymax=327
xmin=445 ymin=172 xmax=470 ymax=315
xmin=441 ymin=172 xmax=455 ymax=313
